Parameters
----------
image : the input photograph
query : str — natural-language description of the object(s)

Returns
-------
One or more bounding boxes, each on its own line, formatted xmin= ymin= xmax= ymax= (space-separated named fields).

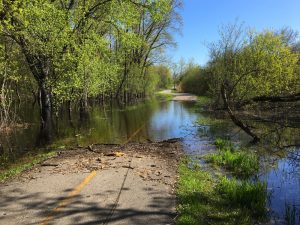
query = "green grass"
xmin=218 ymin=176 xmax=267 ymax=217
xmin=284 ymin=204 xmax=299 ymax=225
xmin=193 ymin=96 xmax=212 ymax=111
xmin=206 ymin=139 xmax=259 ymax=178
xmin=176 ymin=158 xmax=267 ymax=225
xmin=206 ymin=149 xmax=259 ymax=178
xmin=214 ymin=138 xmax=234 ymax=150
xmin=197 ymin=96 xmax=212 ymax=104
xmin=0 ymin=151 xmax=56 ymax=182
xmin=155 ymin=92 xmax=173 ymax=101
xmin=197 ymin=117 xmax=225 ymax=126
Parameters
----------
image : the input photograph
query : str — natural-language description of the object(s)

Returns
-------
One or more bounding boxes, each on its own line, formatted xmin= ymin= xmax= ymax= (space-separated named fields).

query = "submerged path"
xmin=0 ymin=90 xmax=195 ymax=225
xmin=159 ymin=90 xmax=198 ymax=101
xmin=0 ymin=140 xmax=182 ymax=225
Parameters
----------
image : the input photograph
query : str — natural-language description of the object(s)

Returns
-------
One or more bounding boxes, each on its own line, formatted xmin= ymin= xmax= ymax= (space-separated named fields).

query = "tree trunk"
xmin=67 ymin=100 xmax=72 ymax=121
xmin=39 ymin=82 xmax=52 ymax=128
xmin=20 ymin=42 xmax=53 ymax=144
xmin=79 ymin=90 xmax=89 ymax=121
xmin=221 ymin=85 xmax=260 ymax=143
xmin=15 ymin=82 xmax=21 ymax=102
xmin=116 ymin=60 xmax=128 ymax=99
xmin=36 ymin=80 xmax=53 ymax=145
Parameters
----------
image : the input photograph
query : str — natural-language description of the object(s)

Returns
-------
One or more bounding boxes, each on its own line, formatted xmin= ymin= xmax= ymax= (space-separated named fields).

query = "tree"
xmin=150 ymin=65 xmax=172 ymax=89
xmin=0 ymin=0 xmax=181 ymax=137
xmin=113 ymin=0 xmax=182 ymax=99
xmin=207 ymin=22 xmax=300 ymax=142
xmin=180 ymin=65 xmax=209 ymax=95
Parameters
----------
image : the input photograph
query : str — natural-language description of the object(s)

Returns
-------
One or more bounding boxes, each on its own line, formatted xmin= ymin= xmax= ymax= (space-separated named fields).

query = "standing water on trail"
xmin=1 ymin=97 xmax=300 ymax=224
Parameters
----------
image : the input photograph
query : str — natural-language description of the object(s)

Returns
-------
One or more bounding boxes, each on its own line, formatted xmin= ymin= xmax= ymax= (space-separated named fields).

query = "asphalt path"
xmin=0 ymin=141 xmax=180 ymax=225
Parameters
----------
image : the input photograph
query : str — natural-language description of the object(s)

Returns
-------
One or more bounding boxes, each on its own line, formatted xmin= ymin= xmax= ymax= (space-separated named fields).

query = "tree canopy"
xmin=0 ymin=0 xmax=182 ymax=131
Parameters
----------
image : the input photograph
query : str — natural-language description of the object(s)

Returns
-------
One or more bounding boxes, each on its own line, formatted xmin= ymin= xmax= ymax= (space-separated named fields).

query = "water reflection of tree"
xmin=249 ymin=118 xmax=299 ymax=150
xmin=287 ymin=150 xmax=300 ymax=175
xmin=48 ymin=99 xmax=160 ymax=146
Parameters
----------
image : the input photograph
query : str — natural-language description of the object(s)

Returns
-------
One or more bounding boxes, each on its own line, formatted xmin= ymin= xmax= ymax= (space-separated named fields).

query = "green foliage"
xmin=217 ymin=177 xmax=267 ymax=217
xmin=206 ymin=149 xmax=259 ymax=178
xmin=0 ymin=151 xmax=56 ymax=182
xmin=197 ymin=117 xmax=224 ymax=126
xmin=234 ymin=31 xmax=299 ymax=100
xmin=149 ymin=65 xmax=172 ymax=89
xmin=192 ymin=96 xmax=213 ymax=111
xmin=0 ymin=0 xmax=181 ymax=122
xmin=207 ymin=24 xmax=300 ymax=105
xmin=155 ymin=91 xmax=173 ymax=101
xmin=177 ymin=158 xmax=266 ymax=225
xmin=207 ymin=139 xmax=259 ymax=178
xmin=180 ymin=66 xmax=210 ymax=95
xmin=214 ymin=138 xmax=234 ymax=150
xmin=284 ymin=204 xmax=299 ymax=225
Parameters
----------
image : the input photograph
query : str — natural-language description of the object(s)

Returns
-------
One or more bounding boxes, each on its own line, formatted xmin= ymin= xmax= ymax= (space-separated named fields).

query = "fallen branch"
xmin=87 ymin=145 xmax=100 ymax=154
xmin=41 ymin=163 xmax=59 ymax=167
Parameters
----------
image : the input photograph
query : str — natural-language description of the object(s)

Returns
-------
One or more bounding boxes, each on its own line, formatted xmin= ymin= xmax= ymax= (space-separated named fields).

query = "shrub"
xmin=180 ymin=66 xmax=210 ymax=95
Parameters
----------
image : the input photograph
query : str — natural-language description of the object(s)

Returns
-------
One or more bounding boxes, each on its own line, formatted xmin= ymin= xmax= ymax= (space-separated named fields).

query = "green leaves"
xmin=0 ymin=0 xmax=179 ymax=114
xmin=240 ymin=31 xmax=299 ymax=97
xmin=21 ymin=1 xmax=71 ymax=55
xmin=208 ymin=25 xmax=300 ymax=104
xmin=146 ymin=0 xmax=172 ymax=22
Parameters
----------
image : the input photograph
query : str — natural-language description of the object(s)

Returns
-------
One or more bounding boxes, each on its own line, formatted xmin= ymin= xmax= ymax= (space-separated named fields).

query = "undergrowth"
xmin=0 ymin=151 xmax=56 ymax=182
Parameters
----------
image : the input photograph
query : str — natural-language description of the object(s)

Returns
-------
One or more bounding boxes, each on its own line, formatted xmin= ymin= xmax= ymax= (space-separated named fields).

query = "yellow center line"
xmin=39 ymin=171 xmax=97 ymax=225
xmin=38 ymin=124 xmax=145 ymax=225
xmin=123 ymin=124 xmax=145 ymax=145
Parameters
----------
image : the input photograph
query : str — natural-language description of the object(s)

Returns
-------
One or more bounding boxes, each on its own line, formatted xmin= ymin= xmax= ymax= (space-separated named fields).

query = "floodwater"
xmin=0 ymin=97 xmax=299 ymax=224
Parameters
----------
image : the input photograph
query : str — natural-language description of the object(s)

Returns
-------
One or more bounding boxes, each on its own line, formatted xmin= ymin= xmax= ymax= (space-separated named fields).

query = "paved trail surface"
xmin=159 ymin=90 xmax=198 ymax=101
xmin=0 ymin=141 xmax=182 ymax=225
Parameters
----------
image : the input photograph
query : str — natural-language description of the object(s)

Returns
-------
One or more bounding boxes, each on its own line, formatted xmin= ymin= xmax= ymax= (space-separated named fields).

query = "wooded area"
xmin=0 ymin=3 xmax=299 ymax=224
xmin=176 ymin=24 xmax=300 ymax=142
xmin=0 ymin=0 xmax=178 ymax=135
xmin=1 ymin=1 xmax=299 ymax=144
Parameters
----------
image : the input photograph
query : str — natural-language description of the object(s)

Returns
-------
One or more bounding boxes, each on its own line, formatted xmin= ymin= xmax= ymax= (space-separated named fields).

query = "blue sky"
xmin=168 ymin=0 xmax=300 ymax=66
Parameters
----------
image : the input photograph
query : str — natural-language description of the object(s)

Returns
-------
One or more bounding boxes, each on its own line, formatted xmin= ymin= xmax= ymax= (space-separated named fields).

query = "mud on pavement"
xmin=0 ymin=139 xmax=183 ymax=225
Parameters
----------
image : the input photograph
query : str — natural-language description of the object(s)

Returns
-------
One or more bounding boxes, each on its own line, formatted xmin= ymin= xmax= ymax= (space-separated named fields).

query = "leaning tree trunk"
xmin=221 ymin=84 xmax=260 ymax=143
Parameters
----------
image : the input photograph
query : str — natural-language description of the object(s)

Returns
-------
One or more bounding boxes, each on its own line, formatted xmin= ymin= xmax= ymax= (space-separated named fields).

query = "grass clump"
xmin=214 ymin=138 xmax=234 ymax=150
xmin=176 ymin=158 xmax=266 ymax=225
xmin=197 ymin=117 xmax=224 ymax=126
xmin=206 ymin=139 xmax=259 ymax=178
xmin=0 ymin=151 xmax=56 ymax=182
xmin=284 ymin=204 xmax=299 ymax=225
xmin=207 ymin=149 xmax=259 ymax=178
xmin=218 ymin=176 xmax=267 ymax=217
